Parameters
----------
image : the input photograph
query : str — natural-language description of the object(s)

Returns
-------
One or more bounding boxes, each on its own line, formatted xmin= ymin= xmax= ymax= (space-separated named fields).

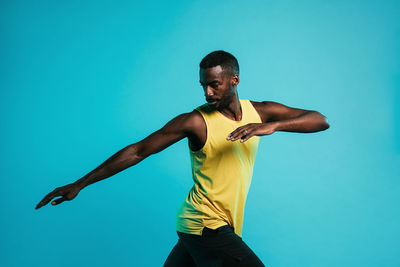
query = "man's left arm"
xmin=227 ymin=101 xmax=330 ymax=142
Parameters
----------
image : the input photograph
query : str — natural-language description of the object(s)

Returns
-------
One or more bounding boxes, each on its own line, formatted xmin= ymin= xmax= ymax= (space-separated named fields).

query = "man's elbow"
xmin=128 ymin=143 xmax=148 ymax=162
xmin=320 ymin=114 xmax=330 ymax=131
xmin=312 ymin=111 xmax=330 ymax=131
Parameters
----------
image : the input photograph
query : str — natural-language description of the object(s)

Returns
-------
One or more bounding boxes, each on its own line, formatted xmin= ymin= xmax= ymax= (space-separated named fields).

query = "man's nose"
xmin=205 ymin=86 xmax=214 ymax=97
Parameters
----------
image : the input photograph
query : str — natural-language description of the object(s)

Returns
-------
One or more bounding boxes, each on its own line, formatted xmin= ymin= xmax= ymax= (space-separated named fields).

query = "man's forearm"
xmin=273 ymin=111 xmax=329 ymax=133
xmin=74 ymin=143 xmax=145 ymax=189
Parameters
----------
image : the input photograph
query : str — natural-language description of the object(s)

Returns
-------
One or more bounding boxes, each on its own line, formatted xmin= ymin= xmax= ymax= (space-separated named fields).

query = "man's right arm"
xmin=75 ymin=111 xmax=196 ymax=188
xmin=35 ymin=111 xmax=198 ymax=209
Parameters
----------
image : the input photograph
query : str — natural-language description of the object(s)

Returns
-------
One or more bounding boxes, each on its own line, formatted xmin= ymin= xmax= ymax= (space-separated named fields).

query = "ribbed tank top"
xmin=175 ymin=99 xmax=262 ymax=238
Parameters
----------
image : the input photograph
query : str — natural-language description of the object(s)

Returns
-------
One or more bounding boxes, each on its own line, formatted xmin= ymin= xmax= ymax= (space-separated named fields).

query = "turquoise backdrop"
xmin=1 ymin=0 xmax=399 ymax=266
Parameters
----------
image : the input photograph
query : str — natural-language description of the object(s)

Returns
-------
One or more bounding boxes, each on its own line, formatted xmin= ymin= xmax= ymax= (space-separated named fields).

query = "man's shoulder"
xmin=248 ymin=99 xmax=270 ymax=112
xmin=249 ymin=99 xmax=277 ymax=107
xmin=249 ymin=100 xmax=286 ymax=111
xmin=174 ymin=107 xmax=206 ymax=133
xmin=248 ymin=100 xmax=285 ymax=123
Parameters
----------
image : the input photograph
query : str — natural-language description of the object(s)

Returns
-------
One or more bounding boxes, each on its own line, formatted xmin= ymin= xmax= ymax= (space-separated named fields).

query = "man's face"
xmin=199 ymin=65 xmax=239 ymax=109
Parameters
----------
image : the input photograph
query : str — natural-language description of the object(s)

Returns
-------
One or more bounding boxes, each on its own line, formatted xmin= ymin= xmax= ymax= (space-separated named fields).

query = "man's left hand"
xmin=226 ymin=123 xmax=278 ymax=143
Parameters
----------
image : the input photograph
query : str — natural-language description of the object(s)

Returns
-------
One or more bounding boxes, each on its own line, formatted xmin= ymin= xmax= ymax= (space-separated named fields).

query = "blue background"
xmin=1 ymin=0 xmax=399 ymax=266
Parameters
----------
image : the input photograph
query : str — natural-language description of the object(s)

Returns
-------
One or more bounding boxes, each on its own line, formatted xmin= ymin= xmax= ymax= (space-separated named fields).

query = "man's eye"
xmin=199 ymin=83 xmax=218 ymax=88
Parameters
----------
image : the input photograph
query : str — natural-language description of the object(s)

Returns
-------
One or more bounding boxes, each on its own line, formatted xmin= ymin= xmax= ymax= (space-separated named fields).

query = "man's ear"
xmin=232 ymin=74 xmax=239 ymax=86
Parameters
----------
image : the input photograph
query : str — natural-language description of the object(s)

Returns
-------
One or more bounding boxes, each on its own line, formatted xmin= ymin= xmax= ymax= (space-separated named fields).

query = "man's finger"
xmin=52 ymin=196 xmax=67 ymax=206
xmin=229 ymin=128 xmax=250 ymax=141
xmin=35 ymin=197 xmax=51 ymax=210
xmin=240 ymin=131 xmax=254 ymax=142
xmin=35 ymin=191 xmax=59 ymax=209
xmin=228 ymin=127 xmax=245 ymax=139
xmin=227 ymin=126 xmax=244 ymax=139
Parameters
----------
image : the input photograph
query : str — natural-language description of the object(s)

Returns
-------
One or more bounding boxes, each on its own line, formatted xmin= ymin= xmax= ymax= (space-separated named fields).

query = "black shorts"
xmin=163 ymin=225 xmax=265 ymax=267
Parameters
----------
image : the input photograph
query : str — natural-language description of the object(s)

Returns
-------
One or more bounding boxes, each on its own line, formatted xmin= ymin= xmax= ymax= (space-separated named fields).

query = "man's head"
xmin=200 ymin=50 xmax=239 ymax=76
xmin=199 ymin=50 xmax=240 ymax=109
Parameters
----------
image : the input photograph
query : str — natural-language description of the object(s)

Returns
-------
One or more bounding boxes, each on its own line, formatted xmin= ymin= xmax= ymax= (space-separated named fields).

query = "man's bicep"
xmin=135 ymin=113 xmax=192 ymax=159
xmin=262 ymin=101 xmax=313 ymax=122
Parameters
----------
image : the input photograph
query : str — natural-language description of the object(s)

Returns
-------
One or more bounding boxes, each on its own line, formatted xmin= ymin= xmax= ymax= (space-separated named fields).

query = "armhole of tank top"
xmin=190 ymin=107 xmax=209 ymax=153
xmin=246 ymin=99 xmax=263 ymax=123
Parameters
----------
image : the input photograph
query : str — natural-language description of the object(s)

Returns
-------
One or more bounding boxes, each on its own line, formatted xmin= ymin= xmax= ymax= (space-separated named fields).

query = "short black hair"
xmin=199 ymin=50 xmax=239 ymax=76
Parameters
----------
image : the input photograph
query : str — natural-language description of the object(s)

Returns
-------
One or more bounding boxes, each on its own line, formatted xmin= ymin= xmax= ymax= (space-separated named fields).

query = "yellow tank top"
xmin=175 ymin=99 xmax=262 ymax=238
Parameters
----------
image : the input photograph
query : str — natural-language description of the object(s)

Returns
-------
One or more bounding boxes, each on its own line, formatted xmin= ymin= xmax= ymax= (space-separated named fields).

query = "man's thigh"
xmin=163 ymin=238 xmax=196 ymax=267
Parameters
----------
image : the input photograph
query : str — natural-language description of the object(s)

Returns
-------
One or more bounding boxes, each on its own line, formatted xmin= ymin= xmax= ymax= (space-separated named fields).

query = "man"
xmin=35 ymin=50 xmax=329 ymax=266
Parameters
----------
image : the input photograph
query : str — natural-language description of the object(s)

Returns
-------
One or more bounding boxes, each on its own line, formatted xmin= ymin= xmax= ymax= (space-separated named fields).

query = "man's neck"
xmin=218 ymin=94 xmax=242 ymax=121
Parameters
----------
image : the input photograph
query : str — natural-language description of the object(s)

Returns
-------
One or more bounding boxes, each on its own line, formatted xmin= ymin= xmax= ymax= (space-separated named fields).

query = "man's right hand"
xmin=35 ymin=182 xmax=82 ymax=210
